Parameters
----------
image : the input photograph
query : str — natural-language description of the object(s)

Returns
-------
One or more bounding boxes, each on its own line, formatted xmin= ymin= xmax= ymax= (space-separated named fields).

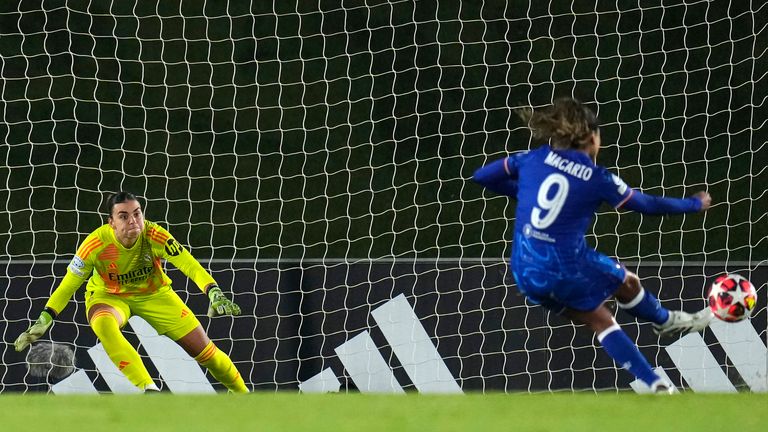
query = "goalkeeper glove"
xmin=14 ymin=310 xmax=54 ymax=352
xmin=207 ymin=285 xmax=241 ymax=317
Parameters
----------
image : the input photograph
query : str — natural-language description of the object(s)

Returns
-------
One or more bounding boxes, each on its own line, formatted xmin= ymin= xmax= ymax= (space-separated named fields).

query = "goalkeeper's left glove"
xmin=207 ymin=285 xmax=241 ymax=317
xmin=14 ymin=310 xmax=54 ymax=352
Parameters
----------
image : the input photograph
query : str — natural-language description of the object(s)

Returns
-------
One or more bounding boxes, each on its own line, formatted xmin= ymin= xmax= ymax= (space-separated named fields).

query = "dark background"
xmin=1 ymin=0 xmax=765 ymax=261
xmin=0 ymin=1 xmax=766 ymax=392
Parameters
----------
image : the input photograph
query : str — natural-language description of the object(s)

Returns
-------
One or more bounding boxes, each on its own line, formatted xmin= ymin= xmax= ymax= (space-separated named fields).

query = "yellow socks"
xmin=90 ymin=311 xmax=154 ymax=390
xmin=91 ymin=312 xmax=247 ymax=393
xmin=195 ymin=341 xmax=249 ymax=393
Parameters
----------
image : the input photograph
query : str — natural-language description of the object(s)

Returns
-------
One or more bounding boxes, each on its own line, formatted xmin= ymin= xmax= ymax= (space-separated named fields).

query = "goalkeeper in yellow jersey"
xmin=14 ymin=191 xmax=249 ymax=393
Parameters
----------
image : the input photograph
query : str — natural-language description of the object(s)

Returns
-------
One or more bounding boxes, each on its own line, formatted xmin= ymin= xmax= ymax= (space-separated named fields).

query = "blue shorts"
xmin=511 ymin=235 xmax=626 ymax=313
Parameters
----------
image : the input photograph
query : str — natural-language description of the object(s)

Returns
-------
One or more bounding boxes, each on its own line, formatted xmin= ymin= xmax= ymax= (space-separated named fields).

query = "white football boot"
xmin=650 ymin=379 xmax=676 ymax=394
xmin=653 ymin=308 xmax=713 ymax=337
xmin=142 ymin=382 xmax=161 ymax=393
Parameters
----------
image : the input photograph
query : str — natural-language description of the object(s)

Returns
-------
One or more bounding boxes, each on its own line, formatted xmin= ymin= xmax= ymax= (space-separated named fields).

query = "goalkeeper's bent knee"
xmin=195 ymin=341 xmax=248 ymax=393
xmin=90 ymin=311 xmax=154 ymax=390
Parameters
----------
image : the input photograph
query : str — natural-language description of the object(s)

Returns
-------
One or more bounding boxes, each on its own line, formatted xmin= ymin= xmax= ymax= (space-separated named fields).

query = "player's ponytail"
xmin=517 ymin=97 xmax=599 ymax=150
xmin=105 ymin=191 xmax=138 ymax=219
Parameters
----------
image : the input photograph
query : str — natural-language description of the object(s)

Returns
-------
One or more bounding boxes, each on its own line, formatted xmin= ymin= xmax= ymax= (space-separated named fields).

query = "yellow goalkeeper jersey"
xmin=46 ymin=221 xmax=216 ymax=314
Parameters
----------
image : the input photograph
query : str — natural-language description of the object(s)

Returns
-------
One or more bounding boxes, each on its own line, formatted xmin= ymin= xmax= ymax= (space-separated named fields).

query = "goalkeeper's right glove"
xmin=14 ymin=310 xmax=54 ymax=352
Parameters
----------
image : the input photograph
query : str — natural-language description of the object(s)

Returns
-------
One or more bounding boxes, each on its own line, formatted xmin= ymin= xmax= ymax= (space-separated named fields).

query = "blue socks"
xmin=618 ymin=288 xmax=670 ymax=325
xmin=598 ymin=324 xmax=659 ymax=387
xmin=610 ymin=288 xmax=670 ymax=387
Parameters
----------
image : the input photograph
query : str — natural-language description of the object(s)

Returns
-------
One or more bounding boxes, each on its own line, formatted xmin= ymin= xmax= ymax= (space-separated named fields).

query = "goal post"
xmin=1 ymin=1 xmax=765 ymax=393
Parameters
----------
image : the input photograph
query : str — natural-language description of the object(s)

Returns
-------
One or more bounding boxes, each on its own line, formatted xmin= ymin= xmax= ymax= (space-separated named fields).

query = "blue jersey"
xmin=473 ymin=144 xmax=702 ymax=312
xmin=473 ymin=144 xmax=702 ymax=248
xmin=505 ymin=145 xmax=630 ymax=247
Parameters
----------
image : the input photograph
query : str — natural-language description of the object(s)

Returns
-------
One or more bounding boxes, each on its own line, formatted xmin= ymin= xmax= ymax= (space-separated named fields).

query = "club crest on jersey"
xmin=164 ymin=238 xmax=183 ymax=256
xmin=68 ymin=256 xmax=86 ymax=276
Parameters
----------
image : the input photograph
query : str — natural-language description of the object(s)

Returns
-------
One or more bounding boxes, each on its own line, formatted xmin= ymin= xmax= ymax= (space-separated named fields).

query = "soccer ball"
xmin=707 ymin=274 xmax=757 ymax=322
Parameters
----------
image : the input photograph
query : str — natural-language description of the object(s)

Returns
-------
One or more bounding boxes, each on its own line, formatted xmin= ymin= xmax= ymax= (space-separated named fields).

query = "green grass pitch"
xmin=1 ymin=392 xmax=766 ymax=431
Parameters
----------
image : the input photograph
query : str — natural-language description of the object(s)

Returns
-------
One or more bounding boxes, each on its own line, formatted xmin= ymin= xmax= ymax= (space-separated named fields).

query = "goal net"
xmin=1 ymin=1 xmax=765 ymax=393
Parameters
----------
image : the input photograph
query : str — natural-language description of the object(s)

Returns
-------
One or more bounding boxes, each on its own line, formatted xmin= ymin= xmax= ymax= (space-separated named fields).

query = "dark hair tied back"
xmin=106 ymin=191 xmax=137 ymax=217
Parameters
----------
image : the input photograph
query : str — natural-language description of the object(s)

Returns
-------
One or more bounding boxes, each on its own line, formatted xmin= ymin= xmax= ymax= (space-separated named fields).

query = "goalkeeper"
xmin=473 ymin=98 xmax=713 ymax=393
xmin=15 ymin=191 xmax=248 ymax=393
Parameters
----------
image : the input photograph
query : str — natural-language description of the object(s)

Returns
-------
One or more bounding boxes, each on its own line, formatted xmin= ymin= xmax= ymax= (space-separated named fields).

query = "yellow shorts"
xmin=85 ymin=287 xmax=201 ymax=341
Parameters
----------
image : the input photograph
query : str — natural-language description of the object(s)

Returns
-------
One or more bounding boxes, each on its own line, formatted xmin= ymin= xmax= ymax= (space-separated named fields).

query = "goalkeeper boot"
xmin=143 ymin=383 xmax=161 ymax=393
xmin=653 ymin=308 xmax=713 ymax=337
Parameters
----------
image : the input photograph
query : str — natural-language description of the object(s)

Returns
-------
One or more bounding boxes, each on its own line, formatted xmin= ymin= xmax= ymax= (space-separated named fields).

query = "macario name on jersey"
xmin=543 ymin=151 xmax=593 ymax=181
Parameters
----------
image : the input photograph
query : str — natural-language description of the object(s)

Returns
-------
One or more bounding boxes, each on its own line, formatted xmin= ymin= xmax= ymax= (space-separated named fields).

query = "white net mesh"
xmin=1 ymin=1 xmax=765 ymax=393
